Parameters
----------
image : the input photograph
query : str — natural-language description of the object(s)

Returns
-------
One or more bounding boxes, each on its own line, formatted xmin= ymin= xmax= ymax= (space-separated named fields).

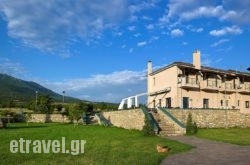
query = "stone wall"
xmin=102 ymin=109 xmax=145 ymax=130
xmin=167 ymin=109 xmax=250 ymax=128
xmin=29 ymin=114 xmax=70 ymax=123
xmin=28 ymin=109 xmax=250 ymax=129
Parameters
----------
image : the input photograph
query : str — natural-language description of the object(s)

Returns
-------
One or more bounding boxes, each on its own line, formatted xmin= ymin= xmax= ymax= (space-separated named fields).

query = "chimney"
xmin=147 ymin=61 xmax=152 ymax=75
xmin=193 ymin=50 xmax=201 ymax=70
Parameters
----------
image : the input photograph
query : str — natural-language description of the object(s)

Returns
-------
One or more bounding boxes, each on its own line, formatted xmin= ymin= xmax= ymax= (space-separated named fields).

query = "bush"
xmin=186 ymin=113 xmax=198 ymax=135
xmin=142 ymin=117 xmax=155 ymax=136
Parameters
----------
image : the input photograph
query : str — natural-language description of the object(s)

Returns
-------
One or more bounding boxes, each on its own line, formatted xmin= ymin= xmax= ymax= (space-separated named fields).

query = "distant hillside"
xmin=0 ymin=73 xmax=80 ymax=106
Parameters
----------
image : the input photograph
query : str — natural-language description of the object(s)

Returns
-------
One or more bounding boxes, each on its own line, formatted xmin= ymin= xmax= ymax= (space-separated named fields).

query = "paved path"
xmin=161 ymin=136 xmax=250 ymax=165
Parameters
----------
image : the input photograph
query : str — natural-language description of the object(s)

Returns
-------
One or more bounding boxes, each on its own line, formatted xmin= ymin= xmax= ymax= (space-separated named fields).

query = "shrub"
xmin=186 ymin=113 xmax=198 ymax=135
xmin=142 ymin=117 xmax=155 ymax=136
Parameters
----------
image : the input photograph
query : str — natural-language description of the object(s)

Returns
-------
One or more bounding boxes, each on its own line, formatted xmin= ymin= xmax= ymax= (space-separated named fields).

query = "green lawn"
xmin=195 ymin=128 xmax=250 ymax=146
xmin=0 ymin=123 xmax=192 ymax=165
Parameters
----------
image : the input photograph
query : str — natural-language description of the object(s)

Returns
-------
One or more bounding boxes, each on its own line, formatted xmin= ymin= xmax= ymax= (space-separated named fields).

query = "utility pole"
xmin=62 ymin=91 xmax=65 ymax=104
xmin=35 ymin=91 xmax=38 ymax=111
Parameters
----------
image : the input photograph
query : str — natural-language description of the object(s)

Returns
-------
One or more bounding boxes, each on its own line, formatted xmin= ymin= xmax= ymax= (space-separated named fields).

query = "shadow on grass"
xmin=4 ymin=124 xmax=49 ymax=129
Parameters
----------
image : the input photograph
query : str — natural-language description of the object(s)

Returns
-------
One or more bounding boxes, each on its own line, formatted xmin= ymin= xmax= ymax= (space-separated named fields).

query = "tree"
xmin=142 ymin=117 xmax=155 ymax=136
xmin=68 ymin=103 xmax=84 ymax=122
xmin=186 ymin=113 xmax=198 ymax=135
xmin=68 ymin=102 xmax=94 ymax=125
xmin=36 ymin=94 xmax=53 ymax=114
xmin=24 ymin=113 xmax=32 ymax=126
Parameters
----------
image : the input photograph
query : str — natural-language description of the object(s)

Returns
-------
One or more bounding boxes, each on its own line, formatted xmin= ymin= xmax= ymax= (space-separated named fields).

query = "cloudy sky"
xmin=0 ymin=0 xmax=249 ymax=103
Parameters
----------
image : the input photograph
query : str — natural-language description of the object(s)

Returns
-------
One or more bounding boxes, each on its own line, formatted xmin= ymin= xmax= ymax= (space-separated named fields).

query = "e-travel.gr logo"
xmin=10 ymin=137 xmax=86 ymax=155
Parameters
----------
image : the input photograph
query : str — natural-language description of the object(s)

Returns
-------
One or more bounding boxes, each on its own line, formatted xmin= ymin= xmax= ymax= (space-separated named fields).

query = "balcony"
xmin=200 ymin=80 xmax=219 ymax=91
xmin=219 ymin=83 xmax=236 ymax=93
xmin=238 ymin=83 xmax=250 ymax=94
xmin=180 ymin=77 xmax=199 ymax=89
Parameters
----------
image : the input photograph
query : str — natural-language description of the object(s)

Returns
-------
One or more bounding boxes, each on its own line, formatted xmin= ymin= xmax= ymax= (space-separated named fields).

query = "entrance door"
xmin=183 ymin=97 xmax=189 ymax=109
xmin=166 ymin=97 xmax=171 ymax=108
xmin=203 ymin=99 xmax=209 ymax=109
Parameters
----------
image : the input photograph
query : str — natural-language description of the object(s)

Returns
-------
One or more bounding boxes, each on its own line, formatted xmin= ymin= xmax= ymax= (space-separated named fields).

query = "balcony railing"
xmin=201 ymin=80 xmax=218 ymax=91
xmin=207 ymin=80 xmax=217 ymax=88
xmin=225 ymin=83 xmax=233 ymax=90
xmin=239 ymin=83 xmax=250 ymax=94
xmin=180 ymin=77 xmax=199 ymax=89
xmin=245 ymin=84 xmax=250 ymax=91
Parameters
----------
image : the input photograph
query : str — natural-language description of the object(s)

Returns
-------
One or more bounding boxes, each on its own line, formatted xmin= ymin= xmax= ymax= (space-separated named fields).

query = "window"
xmin=153 ymin=100 xmax=156 ymax=108
xmin=220 ymin=100 xmax=223 ymax=107
xmin=165 ymin=97 xmax=171 ymax=108
xmin=240 ymin=77 xmax=244 ymax=84
xmin=153 ymin=77 xmax=156 ymax=86
xmin=203 ymin=99 xmax=209 ymax=109
xmin=158 ymin=99 xmax=161 ymax=108
xmin=226 ymin=100 xmax=229 ymax=107
xmin=238 ymin=100 xmax=240 ymax=107
xmin=246 ymin=101 xmax=249 ymax=108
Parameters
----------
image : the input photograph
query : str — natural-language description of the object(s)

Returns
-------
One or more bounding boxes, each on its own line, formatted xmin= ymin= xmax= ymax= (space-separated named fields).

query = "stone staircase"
xmin=151 ymin=109 xmax=186 ymax=136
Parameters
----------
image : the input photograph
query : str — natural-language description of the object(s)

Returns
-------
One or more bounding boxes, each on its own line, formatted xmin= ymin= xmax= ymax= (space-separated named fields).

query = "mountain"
xmin=0 ymin=73 xmax=80 ymax=106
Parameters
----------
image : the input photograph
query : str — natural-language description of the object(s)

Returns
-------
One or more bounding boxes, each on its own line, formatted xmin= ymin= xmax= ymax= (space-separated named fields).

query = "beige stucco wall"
xmin=148 ymin=65 xmax=179 ymax=108
xmin=102 ymin=109 xmax=145 ymax=130
xmin=147 ymin=63 xmax=250 ymax=113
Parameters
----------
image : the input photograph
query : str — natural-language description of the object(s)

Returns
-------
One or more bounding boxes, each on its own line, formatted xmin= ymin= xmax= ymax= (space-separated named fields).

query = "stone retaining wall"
xmin=167 ymin=109 xmax=250 ymax=128
xmin=29 ymin=114 xmax=70 ymax=123
xmin=28 ymin=109 xmax=250 ymax=130
xmin=102 ymin=109 xmax=145 ymax=130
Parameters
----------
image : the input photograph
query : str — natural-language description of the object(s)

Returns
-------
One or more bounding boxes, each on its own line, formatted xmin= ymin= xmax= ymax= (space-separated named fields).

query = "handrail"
xmin=140 ymin=106 xmax=160 ymax=133
xmin=95 ymin=113 xmax=111 ymax=126
xmin=158 ymin=107 xmax=186 ymax=128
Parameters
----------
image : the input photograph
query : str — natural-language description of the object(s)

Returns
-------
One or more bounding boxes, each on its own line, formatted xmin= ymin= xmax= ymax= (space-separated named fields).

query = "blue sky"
xmin=0 ymin=0 xmax=249 ymax=103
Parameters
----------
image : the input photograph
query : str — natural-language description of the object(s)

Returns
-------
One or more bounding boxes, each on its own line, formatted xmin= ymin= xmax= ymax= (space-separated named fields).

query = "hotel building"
xmin=147 ymin=50 xmax=250 ymax=113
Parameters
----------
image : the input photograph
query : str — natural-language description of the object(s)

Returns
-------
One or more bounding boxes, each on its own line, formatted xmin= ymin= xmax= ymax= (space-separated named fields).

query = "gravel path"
xmin=161 ymin=136 xmax=250 ymax=165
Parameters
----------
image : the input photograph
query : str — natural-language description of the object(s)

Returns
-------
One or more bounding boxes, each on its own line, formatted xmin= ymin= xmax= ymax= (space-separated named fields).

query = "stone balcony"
xmin=219 ymin=82 xmax=236 ymax=93
xmin=238 ymin=83 xmax=250 ymax=94
xmin=179 ymin=77 xmax=200 ymax=89
xmin=200 ymin=80 xmax=219 ymax=91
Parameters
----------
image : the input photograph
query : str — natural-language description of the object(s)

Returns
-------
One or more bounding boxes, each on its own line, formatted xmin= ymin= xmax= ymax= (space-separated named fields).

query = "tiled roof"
xmin=151 ymin=61 xmax=250 ymax=77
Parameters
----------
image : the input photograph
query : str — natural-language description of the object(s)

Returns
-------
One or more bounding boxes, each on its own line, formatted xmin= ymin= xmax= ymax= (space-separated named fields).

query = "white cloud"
xmin=137 ymin=41 xmax=147 ymax=47
xmin=142 ymin=16 xmax=153 ymax=21
xmin=221 ymin=0 xmax=250 ymax=24
xmin=210 ymin=39 xmax=230 ymax=47
xmin=0 ymin=57 xmax=26 ymax=79
xmin=182 ymin=42 xmax=188 ymax=45
xmin=128 ymin=1 xmax=156 ymax=14
xmin=180 ymin=6 xmax=224 ymax=21
xmin=146 ymin=24 xmax=154 ymax=30
xmin=170 ymin=29 xmax=184 ymax=37
xmin=128 ymin=26 xmax=136 ymax=31
xmin=42 ymin=70 xmax=147 ymax=103
xmin=121 ymin=44 xmax=126 ymax=48
xmin=129 ymin=48 xmax=133 ymax=53
xmin=160 ymin=0 xmax=250 ymax=26
xmin=210 ymin=26 xmax=242 ymax=37
xmin=133 ymin=33 xmax=141 ymax=37
xmin=189 ymin=27 xmax=204 ymax=33
xmin=0 ymin=0 xmax=127 ymax=56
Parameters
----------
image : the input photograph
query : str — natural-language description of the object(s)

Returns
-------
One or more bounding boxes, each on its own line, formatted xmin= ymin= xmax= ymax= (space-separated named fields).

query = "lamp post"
xmin=224 ymin=74 xmax=227 ymax=109
xmin=35 ymin=91 xmax=38 ymax=111
xmin=224 ymin=74 xmax=228 ymax=128
xmin=62 ymin=91 xmax=65 ymax=104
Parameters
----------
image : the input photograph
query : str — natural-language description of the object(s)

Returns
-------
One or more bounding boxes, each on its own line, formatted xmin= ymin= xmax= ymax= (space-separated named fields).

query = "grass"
xmin=0 ymin=123 xmax=192 ymax=165
xmin=195 ymin=128 xmax=250 ymax=146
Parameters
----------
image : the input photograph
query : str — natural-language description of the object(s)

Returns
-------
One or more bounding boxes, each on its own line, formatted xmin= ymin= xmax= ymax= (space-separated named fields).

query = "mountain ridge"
xmin=0 ymin=73 xmax=80 ymax=106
